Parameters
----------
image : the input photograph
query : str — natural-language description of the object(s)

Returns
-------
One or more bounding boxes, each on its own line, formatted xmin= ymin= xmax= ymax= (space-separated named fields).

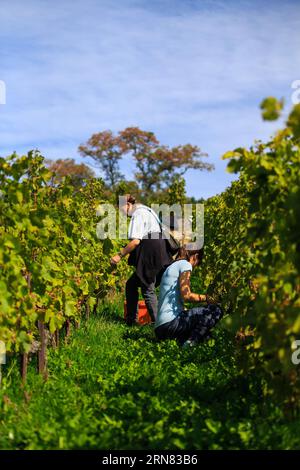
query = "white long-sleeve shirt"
xmin=128 ymin=205 xmax=161 ymax=240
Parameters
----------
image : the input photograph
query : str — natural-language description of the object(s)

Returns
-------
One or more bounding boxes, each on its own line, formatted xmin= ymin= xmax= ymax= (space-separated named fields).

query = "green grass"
xmin=0 ymin=301 xmax=299 ymax=450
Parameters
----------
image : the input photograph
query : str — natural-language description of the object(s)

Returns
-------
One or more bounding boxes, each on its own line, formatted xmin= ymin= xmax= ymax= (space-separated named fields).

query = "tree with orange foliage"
xmin=45 ymin=158 xmax=95 ymax=187
xmin=79 ymin=127 xmax=214 ymax=196
xmin=119 ymin=127 xmax=213 ymax=194
xmin=78 ymin=130 xmax=124 ymax=188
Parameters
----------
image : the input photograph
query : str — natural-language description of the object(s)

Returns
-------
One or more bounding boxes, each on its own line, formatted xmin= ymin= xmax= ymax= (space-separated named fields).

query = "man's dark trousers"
xmin=125 ymin=272 xmax=157 ymax=324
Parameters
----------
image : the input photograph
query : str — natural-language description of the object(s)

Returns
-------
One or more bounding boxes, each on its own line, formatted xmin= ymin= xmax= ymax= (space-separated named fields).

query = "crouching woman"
xmin=155 ymin=246 xmax=223 ymax=346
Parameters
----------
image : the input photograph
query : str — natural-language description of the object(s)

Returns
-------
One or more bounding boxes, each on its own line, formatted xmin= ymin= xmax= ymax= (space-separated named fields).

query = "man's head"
xmin=120 ymin=194 xmax=136 ymax=216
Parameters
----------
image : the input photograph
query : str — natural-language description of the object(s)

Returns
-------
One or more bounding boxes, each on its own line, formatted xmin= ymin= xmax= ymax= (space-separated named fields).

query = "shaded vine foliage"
xmin=197 ymin=101 xmax=300 ymax=397
xmin=0 ymin=151 xmax=128 ymax=354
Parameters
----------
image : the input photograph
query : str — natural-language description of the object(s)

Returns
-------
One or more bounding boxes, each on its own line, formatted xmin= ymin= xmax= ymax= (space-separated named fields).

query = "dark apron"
xmin=128 ymin=232 xmax=173 ymax=287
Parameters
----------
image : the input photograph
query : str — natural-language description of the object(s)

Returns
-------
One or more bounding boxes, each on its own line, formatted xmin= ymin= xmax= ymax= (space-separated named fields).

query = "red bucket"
xmin=124 ymin=300 xmax=152 ymax=325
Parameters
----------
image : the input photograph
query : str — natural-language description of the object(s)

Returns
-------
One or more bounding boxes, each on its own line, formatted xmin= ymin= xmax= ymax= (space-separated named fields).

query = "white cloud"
xmin=0 ymin=0 xmax=299 ymax=198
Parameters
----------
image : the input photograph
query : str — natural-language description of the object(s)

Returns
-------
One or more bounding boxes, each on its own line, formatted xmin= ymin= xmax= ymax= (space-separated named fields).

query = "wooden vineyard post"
xmin=55 ymin=329 xmax=60 ymax=348
xmin=19 ymin=270 xmax=31 ymax=383
xmin=20 ymin=353 xmax=28 ymax=384
xmin=38 ymin=321 xmax=48 ymax=379
xmin=86 ymin=298 xmax=90 ymax=320
xmin=65 ymin=319 xmax=71 ymax=338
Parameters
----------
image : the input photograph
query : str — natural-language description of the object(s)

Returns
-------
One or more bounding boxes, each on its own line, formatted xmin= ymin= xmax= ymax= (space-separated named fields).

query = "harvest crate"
xmin=124 ymin=300 xmax=152 ymax=325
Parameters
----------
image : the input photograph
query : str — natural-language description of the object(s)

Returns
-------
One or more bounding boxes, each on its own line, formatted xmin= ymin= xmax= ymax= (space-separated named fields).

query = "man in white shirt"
xmin=110 ymin=195 xmax=172 ymax=325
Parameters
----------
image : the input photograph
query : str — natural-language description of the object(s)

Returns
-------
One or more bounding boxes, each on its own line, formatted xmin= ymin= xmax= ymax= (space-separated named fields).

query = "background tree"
xmin=167 ymin=174 xmax=186 ymax=206
xmin=166 ymin=175 xmax=187 ymax=232
xmin=79 ymin=126 xmax=214 ymax=200
xmin=110 ymin=180 xmax=141 ymax=205
xmin=119 ymin=127 xmax=214 ymax=197
xmin=45 ymin=158 xmax=95 ymax=187
xmin=78 ymin=131 xmax=124 ymax=188
xmin=287 ymin=103 xmax=300 ymax=139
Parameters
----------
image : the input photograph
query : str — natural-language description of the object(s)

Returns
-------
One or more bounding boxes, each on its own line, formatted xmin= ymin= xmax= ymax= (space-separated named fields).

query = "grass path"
xmin=0 ymin=302 xmax=299 ymax=450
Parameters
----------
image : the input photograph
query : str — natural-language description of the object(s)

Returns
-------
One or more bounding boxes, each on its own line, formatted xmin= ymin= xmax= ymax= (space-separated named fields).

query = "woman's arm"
xmin=110 ymin=239 xmax=141 ymax=265
xmin=179 ymin=271 xmax=207 ymax=303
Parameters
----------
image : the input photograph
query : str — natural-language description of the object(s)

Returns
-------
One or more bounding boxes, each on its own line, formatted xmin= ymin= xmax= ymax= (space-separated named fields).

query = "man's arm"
xmin=110 ymin=239 xmax=141 ymax=265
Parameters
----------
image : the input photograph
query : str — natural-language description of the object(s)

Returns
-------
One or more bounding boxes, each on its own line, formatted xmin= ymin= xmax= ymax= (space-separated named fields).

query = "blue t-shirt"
xmin=155 ymin=259 xmax=192 ymax=328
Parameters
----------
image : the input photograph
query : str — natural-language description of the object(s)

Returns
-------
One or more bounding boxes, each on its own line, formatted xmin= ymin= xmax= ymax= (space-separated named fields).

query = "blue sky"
xmin=0 ymin=0 xmax=299 ymax=198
